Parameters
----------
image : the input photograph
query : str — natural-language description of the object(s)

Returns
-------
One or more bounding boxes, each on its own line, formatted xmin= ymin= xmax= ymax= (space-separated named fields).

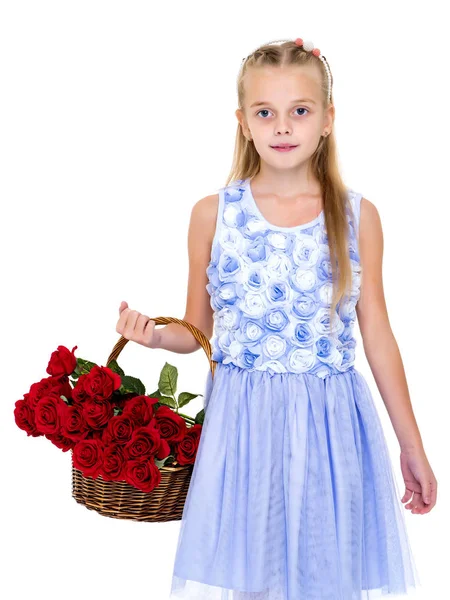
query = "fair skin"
xmin=236 ymin=63 xmax=334 ymax=210
xmin=117 ymin=63 xmax=437 ymax=515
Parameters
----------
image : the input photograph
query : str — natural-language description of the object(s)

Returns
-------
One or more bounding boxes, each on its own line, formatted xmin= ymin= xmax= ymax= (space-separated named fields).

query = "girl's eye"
xmin=256 ymin=107 xmax=309 ymax=118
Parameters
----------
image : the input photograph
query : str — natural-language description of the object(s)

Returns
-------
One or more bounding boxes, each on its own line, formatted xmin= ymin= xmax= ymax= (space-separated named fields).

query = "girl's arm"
xmin=355 ymin=198 xmax=424 ymax=454
xmin=152 ymin=194 xmax=217 ymax=354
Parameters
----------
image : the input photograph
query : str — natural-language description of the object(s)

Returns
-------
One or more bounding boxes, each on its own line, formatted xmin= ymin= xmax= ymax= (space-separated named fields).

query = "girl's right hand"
xmin=116 ymin=301 xmax=160 ymax=349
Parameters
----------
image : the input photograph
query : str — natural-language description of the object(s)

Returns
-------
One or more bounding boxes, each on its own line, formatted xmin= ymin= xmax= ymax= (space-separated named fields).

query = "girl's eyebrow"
xmin=250 ymin=98 xmax=317 ymax=107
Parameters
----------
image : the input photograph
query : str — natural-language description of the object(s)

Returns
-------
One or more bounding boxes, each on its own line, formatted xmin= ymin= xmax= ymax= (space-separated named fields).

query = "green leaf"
xmin=157 ymin=395 xmax=177 ymax=409
xmin=76 ymin=358 xmax=97 ymax=375
xmin=155 ymin=454 xmax=176 ymax=468
xmin=107 ymin=359 xmax=125 ymax=377
xmin=158 ymin=362 xmax=178 ymax=397
xmin=119 ymin=375 xmax=146 ymax=396
xmin=113 ymin=406 xmax=122 ymax=417
xmin=195 ymin=408 xmax=205 ymax=425
xmin=60 ymin=395 xmax=69 ymax=404
xmin=178 ymin=392 xmax=201 ymax=408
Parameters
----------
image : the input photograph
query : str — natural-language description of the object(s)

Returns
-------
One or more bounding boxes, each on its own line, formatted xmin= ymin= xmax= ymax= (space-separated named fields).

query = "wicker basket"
xmin=71 ymin=316 xmax=217 ymax=522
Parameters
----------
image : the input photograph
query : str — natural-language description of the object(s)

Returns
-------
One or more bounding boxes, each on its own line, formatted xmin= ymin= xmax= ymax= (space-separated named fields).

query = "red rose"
xmin=28 ymin=376 xmax=64 ymax=410
xmin=72 ymin=375 xmax=90 ymax=404
xmin=47 ymin=345 xmax=78 ymax=377
xmin=123 ymin=424 xmax=170 ymax=461
xmin=45 ymin=432 xmax=75 ymax=452
xmin=14 ymin=397 xmax=41 ymax=437
xmin=175 ymin=424 xmax=203 ymax=465
xmin=59 ymin=376 xmax=74 ymax=401
xmin=124 ymin=458 xmax=161 ymax=493
xmin=60 ymin=404 xmax=90 ymax=442
xmin=72 ymin=439 xmax=104 ymax=478
xmin=153 ymin=405 xmax=187 ymax=443
xmin=83 ymin=366 xmax=122 ymax=401
xmin=100 ymin=444 xmax=126 ymax=481
xmin=101 ymin=415 xmax=135 ymax=445
xmin=155 ymin=436 xmax=171 ymax=460
xmin=34 ymin=392 xmax=68 ymax=435
xmin=82 ymin=398 xmax=114 ymax=430
xmin=121 ymin=395 xmax=158 ymax=426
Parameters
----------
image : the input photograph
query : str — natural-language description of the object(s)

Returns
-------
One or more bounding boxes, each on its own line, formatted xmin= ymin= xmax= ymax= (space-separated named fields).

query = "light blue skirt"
xmin=169 ymin=362 xmax=421 ymax=600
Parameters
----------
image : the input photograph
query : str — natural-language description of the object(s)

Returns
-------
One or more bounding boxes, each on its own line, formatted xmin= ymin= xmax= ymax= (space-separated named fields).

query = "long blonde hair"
xmin=225 ymin=39 xmax=357 ymax=333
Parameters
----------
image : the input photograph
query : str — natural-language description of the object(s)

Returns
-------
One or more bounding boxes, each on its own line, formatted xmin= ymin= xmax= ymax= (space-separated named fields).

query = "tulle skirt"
xmin=168 ymin=362 xmax=421 ymax=600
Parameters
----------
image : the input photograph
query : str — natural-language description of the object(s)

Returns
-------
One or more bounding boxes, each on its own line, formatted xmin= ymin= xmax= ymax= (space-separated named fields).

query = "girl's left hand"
xmin=399 ymin=448 xmax=437 ymax=515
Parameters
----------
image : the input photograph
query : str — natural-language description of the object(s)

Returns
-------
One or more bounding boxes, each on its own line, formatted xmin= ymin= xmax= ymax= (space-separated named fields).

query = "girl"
xmin=116 ymin=38 xmax=437 ymax=600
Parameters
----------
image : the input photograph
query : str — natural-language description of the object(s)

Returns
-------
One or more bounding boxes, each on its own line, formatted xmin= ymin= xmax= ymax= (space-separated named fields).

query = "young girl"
xmin=117 ymin=38 xmax=437 ymax=599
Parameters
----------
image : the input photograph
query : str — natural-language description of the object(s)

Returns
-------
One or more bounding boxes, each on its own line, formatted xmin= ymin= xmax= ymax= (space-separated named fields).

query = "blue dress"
xmin=169 ymin=177 xmax=421 ymax=600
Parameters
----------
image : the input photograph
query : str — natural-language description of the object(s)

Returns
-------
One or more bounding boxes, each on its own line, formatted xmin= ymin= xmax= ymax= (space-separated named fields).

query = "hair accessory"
xmin=240 ymin=38 xmax=332 ymax=104
xmin=295 ymin=38 xmax=332 ymax=103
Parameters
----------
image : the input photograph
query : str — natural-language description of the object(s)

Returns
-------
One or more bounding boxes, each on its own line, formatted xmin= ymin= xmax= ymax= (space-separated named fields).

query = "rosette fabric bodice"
xmin=206 ymin=177 xmax=363 ymax=378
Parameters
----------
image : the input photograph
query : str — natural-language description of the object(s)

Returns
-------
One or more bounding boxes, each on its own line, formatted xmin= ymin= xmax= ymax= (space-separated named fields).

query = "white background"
xmin=1 ymin=1 xmax=447 ymax=599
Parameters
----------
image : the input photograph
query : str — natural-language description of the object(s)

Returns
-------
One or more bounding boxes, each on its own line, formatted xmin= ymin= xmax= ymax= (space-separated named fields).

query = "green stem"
xmin=178 ymin=411 xmax=195 ymax=423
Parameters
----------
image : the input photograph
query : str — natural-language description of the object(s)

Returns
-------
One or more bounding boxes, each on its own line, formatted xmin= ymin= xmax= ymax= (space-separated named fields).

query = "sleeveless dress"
xmin=168 ymin=177 xmax=421 ymax=600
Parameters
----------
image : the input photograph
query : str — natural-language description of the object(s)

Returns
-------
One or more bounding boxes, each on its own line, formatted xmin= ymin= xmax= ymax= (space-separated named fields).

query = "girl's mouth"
xmin=271 ymin=145 xmax=298 ymax=152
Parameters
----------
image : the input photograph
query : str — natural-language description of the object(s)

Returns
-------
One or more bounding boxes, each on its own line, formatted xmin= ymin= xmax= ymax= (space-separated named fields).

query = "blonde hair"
xmin=225 ymin=39 xmax=357 ymax=333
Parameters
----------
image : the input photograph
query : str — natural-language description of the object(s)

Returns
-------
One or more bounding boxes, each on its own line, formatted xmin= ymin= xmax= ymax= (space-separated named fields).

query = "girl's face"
xmin=236 ymin=64 xmax=334 ymax=170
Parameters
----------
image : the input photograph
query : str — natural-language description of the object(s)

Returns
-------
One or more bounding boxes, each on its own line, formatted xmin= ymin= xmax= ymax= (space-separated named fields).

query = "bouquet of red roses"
xmin=14 ymin=344 xmax=204 ymax=494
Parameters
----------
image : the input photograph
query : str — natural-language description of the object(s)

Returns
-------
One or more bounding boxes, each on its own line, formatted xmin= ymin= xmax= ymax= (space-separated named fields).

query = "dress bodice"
xmin=205 ymin=177 xmax=362 ymax=378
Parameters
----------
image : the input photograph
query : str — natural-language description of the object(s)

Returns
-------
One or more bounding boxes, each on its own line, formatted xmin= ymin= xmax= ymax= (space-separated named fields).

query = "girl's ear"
xmin=235 ymin=108 xmax=251 ymax=140
xmin=235 ymin=108 xmax=244 ymax=129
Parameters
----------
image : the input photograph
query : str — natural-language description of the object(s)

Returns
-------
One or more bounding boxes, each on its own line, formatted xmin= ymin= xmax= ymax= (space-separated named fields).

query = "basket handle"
xmin=106 ymin=316 xmax=217 ymax=380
